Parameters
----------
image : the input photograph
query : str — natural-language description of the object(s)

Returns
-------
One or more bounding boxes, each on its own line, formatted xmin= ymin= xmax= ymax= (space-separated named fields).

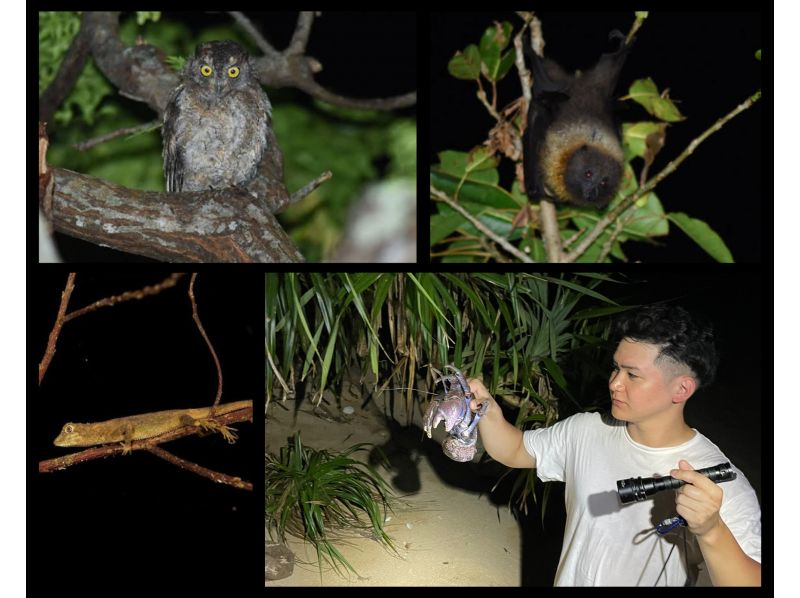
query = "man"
xmin=468 ymin=304 xmax=761 ymax=586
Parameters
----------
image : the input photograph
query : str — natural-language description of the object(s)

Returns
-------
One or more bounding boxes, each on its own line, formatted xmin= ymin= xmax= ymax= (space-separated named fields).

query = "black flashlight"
xmin=616 ymin=462 xmax=736 ymax=504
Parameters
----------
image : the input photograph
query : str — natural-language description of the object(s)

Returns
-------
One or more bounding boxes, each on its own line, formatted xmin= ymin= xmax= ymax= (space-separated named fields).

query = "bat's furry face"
xmin=563 ymin=144 xmax=623 ymax=207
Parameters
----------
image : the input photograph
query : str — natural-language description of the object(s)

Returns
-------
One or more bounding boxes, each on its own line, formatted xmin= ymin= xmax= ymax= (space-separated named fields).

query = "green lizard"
xmin=53 ymin=400 xmax=251 ymax=454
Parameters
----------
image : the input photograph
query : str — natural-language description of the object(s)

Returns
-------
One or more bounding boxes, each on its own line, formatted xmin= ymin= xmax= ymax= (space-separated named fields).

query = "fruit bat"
xmin=523 ymin=30 xmax=631 ymax=208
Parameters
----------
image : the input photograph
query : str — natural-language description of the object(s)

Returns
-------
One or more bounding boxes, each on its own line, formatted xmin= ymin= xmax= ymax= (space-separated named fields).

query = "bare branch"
xmin=243 ymin=11 xmax=416 ymax=111
xmin=65 ymin=273 xmax=186 ymax=322
xmin=39 ymin=27 xmax=92 ymax=124
xmin=292 ymin=81 xmax=416 ymax=111
xmin=286 ymin=170 xmax=332 ymax=209
xmin=229 ymin=11 xmax=281 ymax=58
xmin=146 ymin=445 xmax=253 ymax=490
xmin=189 ymin=274 xmax=224 ymax=411
xmin=41 ymin=273 xmax=187 ymax=383
xmin=431 ymin=185 xmax=534 ymax=263
xmin=73 ymin=120 xmax=161 ymax=151
xmin=39 ymin=273 xmax=76 ymax=385
xmin=288 ymin=12 xmax=318 ymax=54
xmin=80 ymin=12 xmax=177 ymax=117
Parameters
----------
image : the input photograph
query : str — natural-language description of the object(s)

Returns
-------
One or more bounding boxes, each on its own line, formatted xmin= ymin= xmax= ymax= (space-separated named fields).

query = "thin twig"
xmin=229 ymin=11 xmax=280 ymax=57
xmin=146 ymin=445 xmax=253 ymax=490
xmin=42 ymin=273 xmax=186 ymax=382
xmin=286 ymin=170 xmax=333 ymax=208
xmin=72 ymin=120 xmax=161 ymax=151
xmin=431 ymin=185 xmax=534 ymax=263
xmin=288 ymin=11 xmax=318 ymax=54
xmin=65 ymin=273 xmax=185 ymax=322
xmin=189 ymin=274 xmax=223 ymax=411
xmin=39 ymin=273 xmax=76 ymax=385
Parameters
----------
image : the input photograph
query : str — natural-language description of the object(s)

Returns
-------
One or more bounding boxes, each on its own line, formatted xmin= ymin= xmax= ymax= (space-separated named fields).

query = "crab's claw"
xmin=424 ymin=395 xmax=468 ymax=436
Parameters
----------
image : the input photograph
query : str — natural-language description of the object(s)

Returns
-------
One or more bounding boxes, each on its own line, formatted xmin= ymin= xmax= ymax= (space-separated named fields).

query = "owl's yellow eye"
xmin=228 ymin=66 xmax=240 ymax=78
xmin=200 ymin=65 xmax=213 ymax=77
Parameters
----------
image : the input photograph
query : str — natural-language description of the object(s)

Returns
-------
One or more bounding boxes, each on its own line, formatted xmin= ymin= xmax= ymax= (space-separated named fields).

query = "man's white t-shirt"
xmin=522 ymin=411 xmax=761 ymax=586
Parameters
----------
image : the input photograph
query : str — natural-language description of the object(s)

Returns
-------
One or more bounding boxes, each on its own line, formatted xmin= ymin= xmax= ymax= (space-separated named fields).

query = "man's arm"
xmin=695 ymin=518 xmax=761 ymax=586
xmin=672 ymin=460 xmax=761 ymax=586
xmin=468 ymin=379 xmax=536 ymax=469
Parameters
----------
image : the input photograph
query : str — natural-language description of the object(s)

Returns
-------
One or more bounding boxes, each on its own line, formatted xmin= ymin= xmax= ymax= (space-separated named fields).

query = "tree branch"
xmin=233 ymin=11 xmax=417 ymax=111
xmin=49 ymin=168 xmax=304 ymax=262
xmin=38 ymin=273 xmax=76 ymax=385
xmin=189 ymin=274 xmax=224 ymax=411
xmin=80 ymin=12 xmax=176 ymax=117
xmin=39 ymin=26 xmax=92 ymax=124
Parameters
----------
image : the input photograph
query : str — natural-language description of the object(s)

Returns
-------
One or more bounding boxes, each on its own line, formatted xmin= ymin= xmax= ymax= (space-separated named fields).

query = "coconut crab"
xmin=422 ymin=365 xmax=488 ymax=462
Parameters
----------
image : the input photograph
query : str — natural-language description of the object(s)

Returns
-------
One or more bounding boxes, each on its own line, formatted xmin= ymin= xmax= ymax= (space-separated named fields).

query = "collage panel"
xmin=36 ymin=270 xmax=263 ymax=587
xmin=430 ymin=12 xmax=761 ymax=263
xmin=265 ymin=270 xmax=762 ymax=586
xmin=38 ymin=11 xmax=417 ymax=264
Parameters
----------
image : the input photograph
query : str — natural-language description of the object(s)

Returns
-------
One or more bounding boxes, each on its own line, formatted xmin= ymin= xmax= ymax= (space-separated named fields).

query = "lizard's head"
xmin=54 ymin=422 xmax=84 ymax=447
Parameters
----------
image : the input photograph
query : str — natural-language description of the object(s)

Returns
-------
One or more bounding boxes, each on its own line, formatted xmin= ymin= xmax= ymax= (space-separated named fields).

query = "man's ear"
xmin=672 ymin=375 xmax=697 ymax=405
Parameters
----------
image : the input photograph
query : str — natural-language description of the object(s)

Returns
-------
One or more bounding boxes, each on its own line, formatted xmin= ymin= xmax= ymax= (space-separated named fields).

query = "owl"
xmin=162 ymin=40 xmax=272 ymax=193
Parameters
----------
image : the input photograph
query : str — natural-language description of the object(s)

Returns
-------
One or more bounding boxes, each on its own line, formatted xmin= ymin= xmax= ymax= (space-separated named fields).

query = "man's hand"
xmin=671 ymin=459 xmax=724 ymax=537
xmin=462 ymin=378 xmax=534 ymax=469
xmin=671 ymin=459 xmax=761 ymax=586
xmin=467 ymin=378 xmax=496 ymax=415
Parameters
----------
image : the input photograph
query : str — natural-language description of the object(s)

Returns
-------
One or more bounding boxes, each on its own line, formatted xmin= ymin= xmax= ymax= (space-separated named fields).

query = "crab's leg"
xmin=462 ymin=400 xmax=488 ymax=437
xmin=444 ymin=365 xmax=485 ymax=437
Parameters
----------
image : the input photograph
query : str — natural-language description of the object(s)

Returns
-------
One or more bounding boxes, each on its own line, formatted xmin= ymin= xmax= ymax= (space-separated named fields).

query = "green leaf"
xmin=436 ymin=150 xmax=499 ymax=184
xmin=448 ymin=44 xmax=481 ymax=80
xmin=431 ymin=169 xmax=519 ymax=209
xmin=430 ymin=208 xmax=467 ymax=245
xmin=478 ymin=21 xmax=513 ymax=81
xmin=623 ymin=192 xmax=669 ymax=238
xmin=136 ymin=12 xmax=161 ymax=25
xmin=668 ymin=212 xmax=734 ymax=262
xmin=626 ymin=78 xmax=684 ymax=122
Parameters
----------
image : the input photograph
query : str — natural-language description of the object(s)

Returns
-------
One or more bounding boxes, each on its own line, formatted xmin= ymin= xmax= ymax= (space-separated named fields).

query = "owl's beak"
xmin=215 ymin=78 xmax=227 ymax=98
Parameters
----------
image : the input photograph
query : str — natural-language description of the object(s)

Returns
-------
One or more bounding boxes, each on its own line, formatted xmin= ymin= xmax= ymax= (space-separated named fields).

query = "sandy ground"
xmin=265 ymin=388 xmax=522 ymax=586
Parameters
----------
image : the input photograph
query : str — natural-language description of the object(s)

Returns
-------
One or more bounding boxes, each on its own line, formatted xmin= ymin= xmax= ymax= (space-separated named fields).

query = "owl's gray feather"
xmin=162 ymin=41 xmax=272 ymax=193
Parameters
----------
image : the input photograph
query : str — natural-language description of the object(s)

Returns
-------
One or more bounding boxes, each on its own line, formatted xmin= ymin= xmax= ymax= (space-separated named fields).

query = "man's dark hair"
xmin=611 ymin=304 xmax=719 ymax=388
